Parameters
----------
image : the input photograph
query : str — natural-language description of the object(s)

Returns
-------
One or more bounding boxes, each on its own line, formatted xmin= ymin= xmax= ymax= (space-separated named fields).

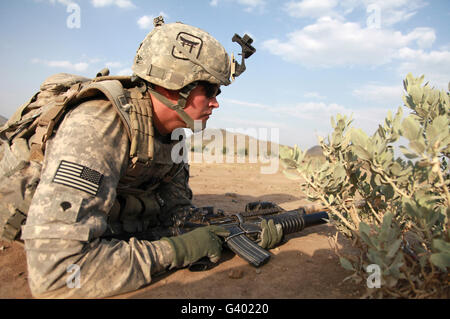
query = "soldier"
xmin=0 ymin=18 xmax=283 ymax=298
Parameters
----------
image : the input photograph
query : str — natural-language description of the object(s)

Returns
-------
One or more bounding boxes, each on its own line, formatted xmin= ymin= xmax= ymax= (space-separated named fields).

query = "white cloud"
xmin=237 ymin=0 xmax=265 ymax=7
xmin=228 ymin=96 xmax=399 ymax=134
xmin=361 ymin=0 xmax=427 ymax=27
xmin=279 ymin=101 xmax=399 ymax=142
xmin=222 ymin=96 xmax=403 ymax=148
xmin=285 ymin=0 xmax=428 ymax=26
xmin=91 ymin=0 xmax=135 ymax=9
xmin=396 ymin=48 xmax=450 ymax=89
xmin=117 ymin=68 xmax=132 ymax=75
xmin=334 ymin=0 xmax=426 ymax=26
xmin=352 ymin=84 xmax=404 ymax=107
xmin=104 ymin=62 xmax=132 ymax=75
xmin=137 ymin=13 xmax=169 ymax=30
xmin=42 ymin=0 xmax=77 ymax=6
xmin=278 ymin=102 xmax=350 ymax=121
xmin=284 ymin=0 xmax=339 ymax=18
xmin=43 ymin=0 xmax=136 ymax=8
xmin=304 ymin=91 xmax=326 ymax=99
xmin=223 ymin=98 xmax=271 ymax=110
xmin=262 ymin=17 xmax=436 ymax=67
xmin=221 ymin=117 xmax=282 ymax=128
xmin=137 ymin=15 xmax=152 ymax=30
xmin=404 ymin=27 xmax=436 ymax=49
xmin=31 ymin=58 xmax=89 ymax=72
xmin=105 ymin=61 xmax=124 ymax=68
xmin=209 ymin=0 xmax=266 ymax=12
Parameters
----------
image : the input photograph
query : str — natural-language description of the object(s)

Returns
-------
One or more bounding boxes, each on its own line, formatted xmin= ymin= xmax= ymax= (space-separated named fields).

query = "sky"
xmin=0 ymin=0 xmax=449 ymax=151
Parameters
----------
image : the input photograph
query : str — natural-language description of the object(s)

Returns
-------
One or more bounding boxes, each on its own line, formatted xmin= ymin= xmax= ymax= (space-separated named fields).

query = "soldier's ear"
xmin=153 ymin=85 xmax=180 ymax=100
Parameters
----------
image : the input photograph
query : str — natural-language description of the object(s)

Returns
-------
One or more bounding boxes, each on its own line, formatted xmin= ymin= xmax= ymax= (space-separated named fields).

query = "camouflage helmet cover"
xmin=132 ymin=21 xmax=232 ymax=90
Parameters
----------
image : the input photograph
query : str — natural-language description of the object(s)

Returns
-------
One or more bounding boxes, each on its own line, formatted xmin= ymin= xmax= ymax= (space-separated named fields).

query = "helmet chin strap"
xmin=147 ymin=84 xmax=205 ymax=133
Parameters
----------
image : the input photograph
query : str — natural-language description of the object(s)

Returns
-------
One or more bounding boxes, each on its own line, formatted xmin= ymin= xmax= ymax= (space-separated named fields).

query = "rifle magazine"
xmin=226 ymin=233 xmax=271 ymax=267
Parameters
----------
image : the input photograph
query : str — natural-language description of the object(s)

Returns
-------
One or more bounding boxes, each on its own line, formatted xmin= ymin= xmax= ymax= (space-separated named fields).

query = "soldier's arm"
xmin=157 ymin=162 xmax=194 ymax=224
xmin=22 ymin=99 xmax=175 ymax=298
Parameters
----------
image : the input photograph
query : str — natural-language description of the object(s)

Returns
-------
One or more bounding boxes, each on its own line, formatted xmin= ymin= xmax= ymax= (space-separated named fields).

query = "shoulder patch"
xmin=53 ymin=160 xmax=103 ymax=196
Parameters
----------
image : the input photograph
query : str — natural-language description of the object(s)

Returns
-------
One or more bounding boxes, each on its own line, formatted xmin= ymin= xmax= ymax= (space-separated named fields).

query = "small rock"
xmin=228 ymin=269 xmax=244 ymax=279
xmin=255 ymin=268 xmax=262 ymax=275
xmin=225 ymin=192 xmax=237 ymax=198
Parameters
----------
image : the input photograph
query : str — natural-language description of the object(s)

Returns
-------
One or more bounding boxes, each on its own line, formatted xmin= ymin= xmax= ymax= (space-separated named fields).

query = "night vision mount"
xmin=231 ymin=33 xmax=256 ymax=81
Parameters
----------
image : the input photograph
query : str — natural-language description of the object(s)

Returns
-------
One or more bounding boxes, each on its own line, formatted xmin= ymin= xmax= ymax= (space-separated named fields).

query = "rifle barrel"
xmin=262 ymin=210 xmax=329 ymax=235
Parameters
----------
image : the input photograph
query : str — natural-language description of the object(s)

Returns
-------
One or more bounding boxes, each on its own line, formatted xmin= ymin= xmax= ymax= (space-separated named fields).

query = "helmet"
xmin=131 ymin=17 xmax=253 ymax=132
xmin=132 ymin=19 xmax=231 ymax=90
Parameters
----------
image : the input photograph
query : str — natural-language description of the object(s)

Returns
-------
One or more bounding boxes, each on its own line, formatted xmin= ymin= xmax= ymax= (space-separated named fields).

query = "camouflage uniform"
xmin=21 ymin=97 xmax=192 ymax=298
xmin=3 ymin=17 xmax=252 ymax=298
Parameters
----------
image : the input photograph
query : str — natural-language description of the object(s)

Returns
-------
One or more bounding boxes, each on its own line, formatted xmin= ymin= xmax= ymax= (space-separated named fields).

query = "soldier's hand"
xmin=259 ymin=219 xmax=283 ymax=249
xmin=162 ymin=225 xmax=230 ymax=268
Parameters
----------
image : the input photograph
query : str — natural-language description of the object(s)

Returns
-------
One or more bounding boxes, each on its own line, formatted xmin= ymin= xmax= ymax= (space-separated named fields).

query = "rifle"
xmin=198 ymin=202 xmax=329 ymax=269
xmin=107 ymin=201 xmax=329 ymax=270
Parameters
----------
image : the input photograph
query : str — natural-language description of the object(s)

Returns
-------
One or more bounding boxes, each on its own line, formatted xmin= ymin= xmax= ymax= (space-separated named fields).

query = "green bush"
xmin=280 ymin=74 xmax=449 ymax=298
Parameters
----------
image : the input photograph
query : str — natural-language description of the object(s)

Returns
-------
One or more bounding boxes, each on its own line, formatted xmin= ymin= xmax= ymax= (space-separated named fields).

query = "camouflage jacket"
xmin=20 ymin=97 xmax=192 ymax=298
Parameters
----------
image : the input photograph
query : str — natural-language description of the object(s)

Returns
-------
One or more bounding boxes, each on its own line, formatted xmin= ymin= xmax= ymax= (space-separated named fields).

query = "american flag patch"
xmin=53 ymin=160 xmax=103 ymax=196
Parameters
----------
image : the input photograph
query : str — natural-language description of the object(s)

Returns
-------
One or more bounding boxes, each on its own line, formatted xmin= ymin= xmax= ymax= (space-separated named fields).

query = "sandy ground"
xmin=0 ymin=156 xmax=366 ymax=299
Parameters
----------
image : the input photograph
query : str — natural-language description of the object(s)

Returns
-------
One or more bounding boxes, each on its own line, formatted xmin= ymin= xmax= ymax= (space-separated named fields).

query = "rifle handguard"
xmin=262 ymin=210 xmax=329 ymax=235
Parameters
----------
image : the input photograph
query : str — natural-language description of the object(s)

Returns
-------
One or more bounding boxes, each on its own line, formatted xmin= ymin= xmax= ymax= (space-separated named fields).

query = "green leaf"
xmin=426 ymin=211 xmax=443 ymax=230
xmin=339 ymin=257 xmax=355 ymax=271
xmin=409 ymin=140 xmax=425 ymax=154
xmin=428 ymin=115 xmax=450 ymax=148
xmin=328 ymin=194 xmax=335 ymax=204
xmin=333 ymin=164 xmax=346 ymax=180
xmin=401 ymin=116 xmax=421 ymax=141
xmin=359 ymin=221 xmax=371 ymax=236
xmin=382 ymin=212 xmax=393 ymax=229
xmin=282 ymin=169 xmax=302 ymax=180
xmin=433 ymin=239 xmax=450 ymax=254
xmin=351 ymin=128 xmax=369 ymax=147
xmin=381 ymin=185 xmax=395 ymax=200
xmin=403 ymin=200 xmax=421 ymax=219
xmin=380 ymin=212 xmax=394 ymax=242
xmin=399 ymin=146 xmax=418 ymax=159
xmin=279 ymin=145 xmax=294 ymax=160
xmin=386 ymin=239 xmax=402 ymax=259
xmin=352 ymin=145 xmax=371 ymax=161
xmin=374 ymin=173 xmax=383 ymax=186
xmin=430 ymin=253 xmax=450 ymax=271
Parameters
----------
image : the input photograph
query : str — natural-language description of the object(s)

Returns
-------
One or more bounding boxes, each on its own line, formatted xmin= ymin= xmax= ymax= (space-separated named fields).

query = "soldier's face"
xmin=183 ymin=83 xmax=220 ymax=124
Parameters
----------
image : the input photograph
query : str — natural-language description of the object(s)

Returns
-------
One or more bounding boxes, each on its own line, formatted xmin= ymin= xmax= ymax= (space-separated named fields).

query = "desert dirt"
xmin=0 ymin=156 xmax=366 ymax=299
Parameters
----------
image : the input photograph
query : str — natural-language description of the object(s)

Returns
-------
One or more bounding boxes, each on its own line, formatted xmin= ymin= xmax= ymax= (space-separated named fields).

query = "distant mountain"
xmin=0 ymin=115 xmax=7 ymax=127
xmin=187 ymin=128 xmax=282 ymax=157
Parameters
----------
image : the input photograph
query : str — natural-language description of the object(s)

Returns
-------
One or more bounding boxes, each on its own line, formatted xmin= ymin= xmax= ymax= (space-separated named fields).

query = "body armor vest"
xmin=0 ymin=73 xmax=184 ymax=241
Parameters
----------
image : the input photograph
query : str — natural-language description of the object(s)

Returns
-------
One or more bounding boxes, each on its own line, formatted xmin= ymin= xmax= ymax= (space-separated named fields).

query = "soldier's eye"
xmin=199 ymin=82 xmax=220 ymax=98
